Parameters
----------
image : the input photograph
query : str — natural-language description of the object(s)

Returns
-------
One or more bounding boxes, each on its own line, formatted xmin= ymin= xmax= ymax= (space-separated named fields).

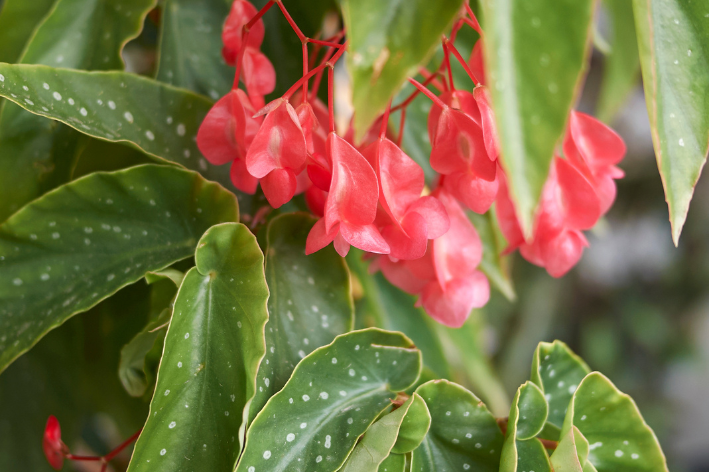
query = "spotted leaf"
xmin=236 ymin=329 xmax=422 ymax=472
xmin=127 ymin=223 xmax=269 ymax=472
xmin=0 ymin=164 xmax=239 ymax=373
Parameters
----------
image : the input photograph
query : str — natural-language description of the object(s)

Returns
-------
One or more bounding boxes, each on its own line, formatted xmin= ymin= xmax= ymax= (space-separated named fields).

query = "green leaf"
xmin=500 ymin=382 xmax=552 ymax=472
xmin=411 ymin=380 xmax=504 ymax=472
xmin=236 ymin=328 xmax=422 ymax=472
xmin=481 ymin=0 xmax=595 ymax=235
xmin=0 ymin=164 xmax=238 ymax=373
xmin=392 ymin=393 xmax=431 ymax=454
xmin=341 ymin=393 xmax=429 ymax=472
xmin=247 ymin=213 xmax=354 ymax=423
xmin=379 ymin=454 xmax=406 ymax=472
xmin=156 ymin=0 xmax=233 ymax=99
xmin=596 ymin=0 xmax=640 ymax=123
xmin=556 ymin=372 xmax=668 ymax=472
xmin=0 ymin=0 xmax=158 ymax=221
xmin=342 ymin=0 xmax=464 ymax=139
xmin=632 ymin=0 xmax=709 ymax=245
xmin=347 ymin=249 xmax=451 ymax=379
xmin=0 ymin=64 xmax=237 ymax=188
xmin=0 ymin=0 xmax=55 ymax=64
xmin=118 ymin=269 xmax=184 ymax=398
xmin=469 ymin=209 xmax=515 ymax=300
xmin=127 ymin=223 xmax=269 ymax=471
xmin=530 ymin=341 xmax=591 ymax=429
xmin=550 ymin=426 xmax=590 ymax=472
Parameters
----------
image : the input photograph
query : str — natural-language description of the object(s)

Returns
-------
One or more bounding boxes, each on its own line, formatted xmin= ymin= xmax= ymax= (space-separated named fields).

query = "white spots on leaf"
xmin=319 ymin=392 xmax=329 ymax=400
xmin=568 ymin=385 xmax=577 ymax=394
xmin=331 ymin=358 xmax=337 ymax=364
xmin=465 ymin=433 xmax=472 ymax=438
xmin=264 ymin=378 xmax=270 ymax=387
xmin=160 ymin=449 xmax=166 ymax=456
xmin=124 ymin=111 xmax=134 ymax=123
xmin=615 ymin=450 xmax=624 ymax=457
xmin=167 ymin=116 xmax=173 ymax=124
xmin=184 ymin=332 xmax=189 ymax=339
xmin=248 ymin=468 xmax=255 ymax=472
xmin=589 ymin=442 xmax=602 ymax=450
xmin=0 ymin=74 xmax=5 ymax=82
xmin=287 ymin=433 xmax=295 ymax=442
xmin=184 ymin=149 xmax=191 ymax=158
xmin=348 ymin=369 xmax=355 ymax=377
xmin=224 ymin=411 xmax=229 ymax=416
xmin=177 ymin=123 xmax=186 ymax=136
xmin=108 ymin=101 xmax=116 ymax=110
xmin=307 ymin=276 xmax=314 ymax=285
xmin=558 ymin=381 xmax=565 ymax=388
xmin=581 ymin=415 xmax=587 ymax=421
xmin=361 ymin=376 xmax=368 ymax=381
xmin=107 ymin=274 xmax=115 ymax=281
xmin=679 ymin=138 xmax=685 ymax=147
xmin=302 ymin=394 xmax=310 ymax=402
xmin=41 ymin=273 xmax=50 ymax=281
xmin=464 ymin=465 xmax=470 ymax=470
xmin=632 ymin=453 xmax=639 ymax=460
xmin=68 ymin=98 xmax=75 ymax=105
xmin=324 ymin=435 xmax=331 ymax=448
xmin=300 ymin=422 xmax=307 ymax=429
xmin=25 ymin=99 xmax=34 ymax=106
xmin=164 ymin=389 xmax=170 ymax=396
xmin=13 ymin=278 xmax=23 ymax=286
xmin=168 ymin=421 xmax=176 ymax=429
xmin=339 ymin=391 xmax=347 ymax=397
xmin=80 ymin=108 xmax=88 ymax=116
xmin=548 ymin=369 xmax=556 ymax=378
xmin=51 ymin=232 xmax=60 ymax=239
xmin=298 ymin=350 xmax=305 ymax=358
xmin=22 ymin=85 xmax=28 ymax=91
xmin=53 ymin=92 xmax=62 ymax=101
xmin=146 ymin=130 xmax=155 ymax=141
xmin=316 ymin=455 xmax=322 ymax=463
xmin=475 ymin=443 xmax=482 ymax=449
xmin=445 ymin=411 xmax=451 ymax=416
xmin=43 ymin=83 xmax=49 ymax=90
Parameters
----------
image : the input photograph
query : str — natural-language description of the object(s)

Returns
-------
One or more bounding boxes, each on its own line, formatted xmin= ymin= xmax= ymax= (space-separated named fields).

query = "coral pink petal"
xmin=453 ymin=90 xmax=481 ymax=125
xmin=378 ymin=256 xmax=429 ymax=294
xmin=296 ymin=102 xmax=319 ymax=154
xmin=594 ymin=171 xmax=619 ymax=215
xmin=473 ymin=86 xmax=500 ymax=161
xmin=261 ymin=168 xmax=297 ymax=208
xmin=325 ymin=133 xmax=380 ymax=229
xmin=541 ymin=229 xmax=588 ymax=278
xmin=469 ymin=39 xmax=486 ymax=86
xmin=495 ymin=172 xmax=525 ymax=251
xmin=570 ymin=110 xmax=626 ymax=167
xmin=243 ymin=47 xmax=276 ymax=97
xmin=405 ymin=247 xmax=436 ymax=281
xmin=334 ymin=233 xmax=351 ymax=257
xmin=444 ymin=171 xmax=499 ymax=214
xmin=374 ymin=139 xmax=425 ymax=220
xmin=305 ymin=218 xmax=338 ymax=254
xmin=43 ymin=416 xmax=64 ymax=471
xmin=307 ymin=161 xmax=332 ymax=192
xmin=222 ymin=0 xmax=265 ymax=64
xmin=382 ymin=211 xmax=429 ymax=260
xmin=406 ymin=195 xmax=450 ymax=239
xmin=433 ymin=191 xmax=482 ymax=284
xmin=421 ymin=272 xmax=490 ymax=328
xmin=230 ymin=158 xmax=259 ymax=194
xmin=340 ymin=222 xmax=390 ymax=255
xmin=432 ymin=110 xmax=495 ymax=181
xmin=197 ymin=90 xmax=247 ymax=165
xmin=556 ymin=157 xmax=602 ymax=230
xmin=246 ymin=99 xmax=307 ymax=178
xmin=305 ymin=185 xmax=327 ymax=217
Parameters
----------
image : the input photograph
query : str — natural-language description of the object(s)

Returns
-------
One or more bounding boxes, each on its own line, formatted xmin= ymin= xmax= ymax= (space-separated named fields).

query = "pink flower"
xmin=43 ymin=416 xmax=65 ymax=471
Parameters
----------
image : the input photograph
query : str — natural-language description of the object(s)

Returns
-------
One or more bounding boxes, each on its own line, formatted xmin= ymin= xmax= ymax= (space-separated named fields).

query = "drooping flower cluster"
xmin=197 ymin=1 xmax=626 ymax=327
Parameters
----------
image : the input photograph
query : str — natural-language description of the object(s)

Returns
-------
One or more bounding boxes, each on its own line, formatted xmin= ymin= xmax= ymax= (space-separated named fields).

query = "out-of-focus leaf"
xmin=0 ymin=0 xmax=158 ymax=221
xmin=500 ymin=382 xmax=552 ymax=472
xmin=0 ymin=64 xmax=236 ymax=189
xmin=0 ymin=0 xmax=55 ymax=63
xmin=247 ymin=213 xmax=354 ymax=423
xmin=596 ymin=0 xmax=640 ymax=123
xmin=481 ymin=0 xmax=595 ymax=235
xmin=554 ymin=372 xmax=669 ymax=472
xmin=156 ymin=0 xmax=233 ymax=99
xmin=469 ymin=209 xmax=515 ymax=300
xmin=236 ymin=329 xmax=422 ymax=472
xmin=633 ymin=0 xmax=709 ymax=245
xmin=128 ymin=223 xmax=269 ymax=472
xmin=379 ymin=453 xmax=406 ymax=472
xmin=341 ymin=393 xmax=429 ymax=472
xmin=530 ymin=341 xmax=591 ymax=429
xmin=118 ymin=269 xmax=184 ymax=398
xmin=0 ymin=165 xmax=238 ymax=373
xmin=0 ymin=283 xmax=152 ymax=471
xmin=411 ymin=380 xmax=504 ymax=472
xmin=342 ymin=0 xmax=464 ymax=140
xmin=347 ymin=249 xmax=451 ymax=379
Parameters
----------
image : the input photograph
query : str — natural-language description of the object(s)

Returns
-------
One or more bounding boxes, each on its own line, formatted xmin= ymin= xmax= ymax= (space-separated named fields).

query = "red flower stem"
xmin=103 ymin=428 xmax=142 ymax=462
xmin=65 ymin=454 xmax=101 ymax=461
xmin=418 ymin=67 xmax=445 ymax=92
xmin=391 ymin=72 xmax=444 ymax=112
xmin=464 ymin=4 xmax=483 ymax=34
xmin=450 ymin=18 xmax=464 ymax=44
xmin=284 ymin=42 xmax=346 ymax=101
xmin=277 ymin=0 xmax=306 ymax=42
xmin=307 ymin=38 xmax=344 ymax=48
xmin=442 ymin=40 xmax=455 ymax=91
xmin=407 ymin=78 xmax=448 ymax=109
xmin=328 ymin=66 xmax=335 ymax=133
xmin=248 ymin=0 xmax=275 ymax=29
xmin=302 ymin=42 xmax=309 ymax=103
xmin=309 ymin=45 xmax=338 ymax=100
xmin=444 ymin=38 xmax=480 ymax=86
xmin=380 ymin=100 xmax=392 ymax=138
xmin=396 ymin=109 xmax=406 ymax=147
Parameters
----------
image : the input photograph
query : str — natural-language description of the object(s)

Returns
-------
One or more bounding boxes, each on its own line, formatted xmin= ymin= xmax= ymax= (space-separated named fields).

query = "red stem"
xmin=392 ymin=72 xmax=445 ymax=112
xmin=464 ymin=4 xmax=483 ymax=35
xmin=442 ymin=40 xmax=455 ymax=91
xmin=445 ymin=38 xmax=480 ymax=85
xmin=103 ymin=428 xmax=142 ymax=462
xmin=65 ymin=454 xmax=101 ymax=461
xmin=307 ymin=38 xmax=344 ymax=48
xmin=407 ymin=78 xmax=448 ymax=109
xmin=277 ymin=0 xmax=305 ymax=41
xmin=380 ymin=100 xmax=392 ymax=138
xmin=396 ymin=109 xmax=406 ymax=147
xmin=310 ymin=45 xmax=338 ymax=100
xmin=450 ymin=18 xmax=464 ymax=44
xmin=302 ymin=42 xmax=309 ymax=103
xmin=328 ymin=66 xmax=335 ymax=133
xmin=418 ymin=67 xmax=445 ymax=92
xmin=284 ymin=42 xmax=346 ymax=101
xmin=233 ymin=0 xmax=276 ymax=89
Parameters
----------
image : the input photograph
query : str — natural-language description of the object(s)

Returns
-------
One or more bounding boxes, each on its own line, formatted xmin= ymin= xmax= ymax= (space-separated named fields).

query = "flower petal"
xmin=569 ymin=110 xmax=626 ymax=167
xmin=197 ymin=89 xmax=249 ymax=165
xmin=381 ymin=211 xmax=428 ymax=260
xmin=261 ymin=168 xmax=297 ymax=208
xmin=43 ymin=416 xmax=64 ymax=471
xmin=473 ymin=85 xmax=499 ymax=161
xmin=556 ymin=157 xmax=602 ymax=230
xmin=443 ymin=170 xmax=499 ymax=214
xmin=406 ymin=195 xmax=450 ymax=239
xmin=421 ymin=271 xmax=490 ymax=328
xmin=229 ymin=158 xmax=259 ymax=194
xmin=340 ymin=222 xmax=390 ymax=255
xmin=222 ymin=0 xmax=265 ymax=64
xmin=305 ymin=218 xmax=338 ymax=255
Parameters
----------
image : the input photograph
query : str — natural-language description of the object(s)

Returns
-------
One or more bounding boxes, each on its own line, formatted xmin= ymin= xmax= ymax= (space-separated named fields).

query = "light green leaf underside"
xmin=411 ymin=380 xmax=504 ymax=472
xmin=500 ymin=382 xmax=551 ymax=472
xmin=0 ymin=164 xmax=238 ymax=374
xmin=481 ymin=0 xmax=595 ymax=235
xmin=0 ymin=64 xmax=234 ymax=188
xmin=379 ymin=453 xmax=406 ymax=472
xmin=236 ymin=329 xmax=422 ymax=472
xmin=632 ymin=0 xmax=709 ymax=245
xmin=156 ymin=0 xmax=233 ymax=99
xmin=342 ymin=0 xmax=464 ymax=140
xmin=341 ymin=394 xmax=427 ymax=472
xmin=596 ymin=0 xmax=640 ymax=123
xmin=248 ymin=213 xmax=354 ymax=423
xmin=530 ymin=340 xmax=591 ymax=429
xmin=128 ymin=223 xmax=269 ymax=472
xmin=0 ymin=0 xmax=55 ymax=64
xmin=558 ymin=372 xmax=669 ymax=472
xmin=0 ymin=0 xmax=158 ymax=221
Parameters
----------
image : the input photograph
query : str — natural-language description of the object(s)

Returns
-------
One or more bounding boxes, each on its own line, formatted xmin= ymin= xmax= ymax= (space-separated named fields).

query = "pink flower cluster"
xmin=197 ymin=1 xmax=626 ymax=327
